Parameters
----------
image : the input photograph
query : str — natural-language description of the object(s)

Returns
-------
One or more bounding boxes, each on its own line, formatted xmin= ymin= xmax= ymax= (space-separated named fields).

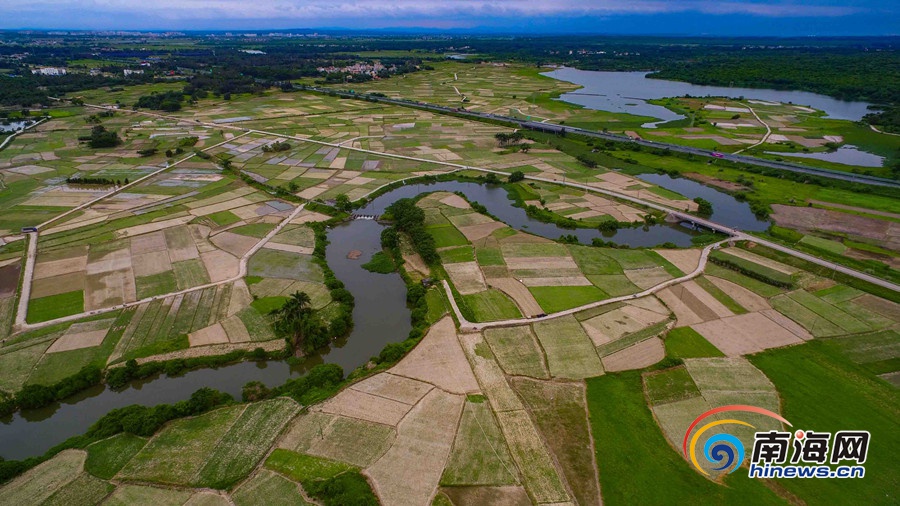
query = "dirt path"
xmin=733 ymin=103 xmax=771 ymax=154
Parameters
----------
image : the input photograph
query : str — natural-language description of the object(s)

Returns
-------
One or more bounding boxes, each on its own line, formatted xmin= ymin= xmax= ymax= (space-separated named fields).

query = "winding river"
xmin=0 ymin=177 xmax=765 ymax=460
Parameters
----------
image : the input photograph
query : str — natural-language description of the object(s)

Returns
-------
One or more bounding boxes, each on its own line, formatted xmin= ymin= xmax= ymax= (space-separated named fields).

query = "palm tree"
xmin=272 ymin=291 xmax=313 ymax=348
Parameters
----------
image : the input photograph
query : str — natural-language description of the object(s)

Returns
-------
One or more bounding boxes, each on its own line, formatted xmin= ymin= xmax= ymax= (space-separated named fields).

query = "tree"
xmin=334 ymin=193 xmax=352 ymax=212
xmin=694 ymin=197 xmax=713 ymax=217
xmin=271 ymin=291 xmax=328 ymax=354
xmin=508 ymin=170 xmax=525 ymax=183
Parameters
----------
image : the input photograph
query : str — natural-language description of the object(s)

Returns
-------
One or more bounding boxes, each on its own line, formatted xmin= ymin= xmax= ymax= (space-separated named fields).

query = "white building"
xmin=31 ymin=67 xmax=66 ymax=76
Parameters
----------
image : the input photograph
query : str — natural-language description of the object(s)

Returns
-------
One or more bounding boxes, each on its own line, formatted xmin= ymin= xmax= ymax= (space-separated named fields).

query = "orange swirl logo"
xmin=682 ymin=405 xmax=792 ymax=475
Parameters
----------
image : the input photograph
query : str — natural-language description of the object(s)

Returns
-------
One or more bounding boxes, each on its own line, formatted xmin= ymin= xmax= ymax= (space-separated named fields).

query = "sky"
xmin=0 ymin=1 xmax=896 ymax=35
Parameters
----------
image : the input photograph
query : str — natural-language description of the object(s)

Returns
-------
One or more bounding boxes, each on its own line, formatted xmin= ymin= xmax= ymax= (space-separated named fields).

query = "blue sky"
xmin=0 ymin=1 xmax=896 ymax=35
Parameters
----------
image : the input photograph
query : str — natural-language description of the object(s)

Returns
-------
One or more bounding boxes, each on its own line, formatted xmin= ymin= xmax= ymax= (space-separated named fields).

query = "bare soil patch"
xmin=188 ymin=322 xmax=230 ymax=347
xmin=440 ymin=486 xmax=531 ymax=506
xmin=706 ymin=276 xmax=770 ymax=312
xmin=131 ymin=251 xmax=172 ymax=277
xmin=601 ymin=337 xmax=665 ymax=372
xmin=349 ymin=372 xmax=433 ymax=406
xmin=458 ymin=222 xmax=507 ymax=242
xmin=47 ymin=319 xmax=114 ymax=353
xmin=200 ymin=250 xmax=239 ymax=283
xmin=654 ymin=248 xmax=701 ymax=274
xmin=486 ymin=277 xmax=543 ymax=318
xmin=505 ymin=257 xmax=577 ymax=271
xmin=130 ymin=231 xmax=168 ymax=255
xmin=624 ymin=266 xmax=672 ymax=290
xmin=684 ymin=173 xmax=749 ymax=192
xmin=391 ymin=317 xmax=480 ymax=394
xmin=520 ymin=276 xmax=592 ymax=287
xmin=31 ymin=271 xmax=86 ymax=298
xmin=444 ymin=262 xmax=487 ymax=294
xmin=855 ymin=294 xmax=900 ymax=320
xmin=317 ymin=387 xmax=413 ymax=426
xmin=85 ymin=268 xmax=136 ymax=310
xmin=692 ymin=312 xmax=805 ymax=356
xmin=365 ymin=389 xmax=464 ymax=506
xmin=439 ymin=194 xmax=471 ymax=209
xmin=209 ymin=232 xmax=258 ymax=258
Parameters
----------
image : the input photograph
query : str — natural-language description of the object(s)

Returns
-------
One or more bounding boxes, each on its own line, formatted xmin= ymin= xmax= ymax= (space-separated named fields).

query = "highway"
xmin=300 ymin=85 xmax=900 ymax=189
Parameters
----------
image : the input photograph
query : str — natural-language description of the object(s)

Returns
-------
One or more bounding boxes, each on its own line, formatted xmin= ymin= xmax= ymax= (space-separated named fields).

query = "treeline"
xmin=0 ymin=386 xmax=232 ymax=484
xmin=66 ymin=176 xmax=122 ymax=186
xmin=0 ymin=365 xmax=101 ymax=417
xmin=381 ymin=198 xmax=439 ymax=265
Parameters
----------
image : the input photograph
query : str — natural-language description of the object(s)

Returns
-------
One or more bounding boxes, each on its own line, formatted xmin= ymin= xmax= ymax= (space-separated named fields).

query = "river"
xmin=0 ymin=177 xmax=764 ymax=460
xmin=541 ymin=68 xmax=872 ymax=126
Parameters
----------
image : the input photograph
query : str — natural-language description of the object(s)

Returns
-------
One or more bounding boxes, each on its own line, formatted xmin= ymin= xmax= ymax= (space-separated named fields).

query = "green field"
xmin=462 ymin=289 xmax=522 ymax=321
xmin=750 ymin=341 xmax=900 ymax=505
xmin=512 ymin=378 xmax=601 ymax=506
xmin=586 ymin=372 xmax=786 ymax=505
xmin=441 ymin=400 xmax=519 ymax=486
xmin=26 ymin=290 xmax=84 ymax=323
xmin=529 ymin=285 xmax=607 ymax=313
xmin=427 ymin=225 xmax=470 ymax=248
xmin=664 ymin=327 xmax=725 ymax=359
xmin=643 ymin=365 xmax=702 ymax=404
xmin=86 ymin=433 xmax=149 ymax=479
xmin=532 ymin=316 xmax=604 ymax=379
xmin=483 ymin=326 xmax=548 ymax=378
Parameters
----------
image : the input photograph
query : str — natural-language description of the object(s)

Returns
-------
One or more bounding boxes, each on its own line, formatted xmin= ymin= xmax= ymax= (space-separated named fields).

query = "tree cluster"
xmin=383 ymin=198 xmax=439 ymax=265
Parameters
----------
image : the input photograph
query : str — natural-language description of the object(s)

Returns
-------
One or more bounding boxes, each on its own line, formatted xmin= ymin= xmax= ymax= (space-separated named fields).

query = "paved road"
xmin=298 ymin=85 xmax=900 ymax=189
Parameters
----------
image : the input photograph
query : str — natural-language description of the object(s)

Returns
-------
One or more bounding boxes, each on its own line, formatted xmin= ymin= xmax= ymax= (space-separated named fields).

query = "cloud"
xmin=0 ymin=0 xmax=872 ymax=25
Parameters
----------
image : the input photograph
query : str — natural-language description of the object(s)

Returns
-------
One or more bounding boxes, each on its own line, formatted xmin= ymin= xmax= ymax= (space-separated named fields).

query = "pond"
xmin=0 ymin=175 xmax=762 ymax=459
xmin=0 ymin=120 xmax=33 ymax=133
xmin=765 ymin=145 xmax=885 ymax=168
xmin=541 ymin=68 xmax=872 ymax=126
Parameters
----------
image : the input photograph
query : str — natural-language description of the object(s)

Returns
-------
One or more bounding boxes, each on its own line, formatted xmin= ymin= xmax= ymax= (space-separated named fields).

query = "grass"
xmin=232 ymin=470 xmax=311 ymax=506
xmin=85 ymin=433 xmax=149 ymax=479
xmin=501 ymin=241 xmax=569 ymax=258
xmin=228 ymin=222 xmax=278 ymax=239
xmin=694 ymin=276 xmax=747 ymax=314
xmin=103 ymin=484 xmax=192 ymax=506
xmin=462 ymin=289 xmax=522 ymax=322
xmin=441 ymin=400 xmax=519 ymax=486
xmin=43 ymin=473 xmax=114 ymax=506
xmin=119 ymin=405 xmax=244 ymax=485
xmin=361 ymin=251 xmax=397 ymax=273
xmin=206 ymin=210 xmax=242 ymax=227
xmin=532 ymin=316 xmax=604 ymax=379
xmin=250 ymin=296 xmax=288 ymax=314
xmin=750 ymin=341 xmax=900 ymax=505
xmin=135 ymin=271 xmax=178 ymax=299
xmin=664 ymin=327 xmax=725 ymax=359
xmin=709 ymin=250 xmax=794 ymax=287
xmin=529 ymin=285 xmax=607 ymax=313
xmin=0 ymin=450 xmax=86 ymax=505
xmin=823 ymin=329 xmax=900 ymax=376
xmin=483 ymin=326 xmax=548 ymax=379
xmin=799 ymin=235 xmax=848 ymax=255
xmin=568 ymin=245 xmax=623 ymax=275
xmin=26 ymin=290 xmax=84 ymax=323
xmin=265 ymin=449 xmax=354 ymax=482
xmin=704 ymin=264 xmax=785 ymax=298
xmin=439 ymin=246 xmax=475 ymax=264
xmin=585 ymin=372 xmax=786 ymax=505
xmin=194 ymin=398 xmax=300 ymax=488
xmin=511 ymin=378 xmax=601 ymax=506
xmin=475 ymin=247 xmax=505 ymax=266
xmin=248 ymin=249 xmax=323 ymax=282
xmin=647 ymin=185 xmax=687 ymax=200
xmin=173 ymin=259 xmax=211 ymax=289
xmin=787 ymin=290 xmax=871 ymax=334
xmin=0 ymin=338 xmax=55 ymax=392
xmin=586 ymin=274 xmax=640 ymax=296
xmin=425 ymin=287 xmax=450 ymax=324
xmin=643 ymin=366 xmax=702 ymax=404
xmin=493 ymin=409 xmax=571 ymax=504
xmin=427 ymin=225 xmax=469 ymax=248
xmin=770 ymin=294 xmax=846 ymax=337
